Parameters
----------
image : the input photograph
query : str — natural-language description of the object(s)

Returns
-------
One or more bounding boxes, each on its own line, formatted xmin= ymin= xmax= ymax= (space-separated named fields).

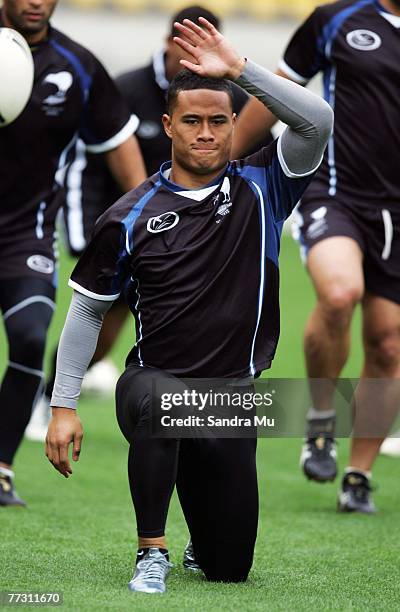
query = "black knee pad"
xmin=5 ymin=302 xmax=54 ymax=370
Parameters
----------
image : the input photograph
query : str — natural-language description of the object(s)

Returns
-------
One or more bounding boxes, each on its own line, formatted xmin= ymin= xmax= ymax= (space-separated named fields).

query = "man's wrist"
xmin=229 ymin=57 xmax=246 ymax=81
xmin=51 ymin=406 xmax=77 ymax=415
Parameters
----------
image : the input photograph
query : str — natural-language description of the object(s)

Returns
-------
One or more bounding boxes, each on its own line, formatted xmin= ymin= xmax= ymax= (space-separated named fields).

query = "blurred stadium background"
xmin=62 ymin=0 xmax=319 ymax=19
xmin=52 ymin=2 xmax=322 ymax=81
xmin=3 ymin=3 xmax=400 ymax=610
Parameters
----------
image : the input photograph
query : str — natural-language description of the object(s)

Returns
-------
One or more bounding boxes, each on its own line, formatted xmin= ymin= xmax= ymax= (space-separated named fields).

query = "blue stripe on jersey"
xmin=323 ymin=65 xmax=338 ymax=196
xmin=49 ymin=40 xmax=92 ymax=101
xmin=117 ymin=182 xmax=161 ymax=364
xmin=246 ymin=180 xmax=266 ymax=377
xmin=317 ymin=0 xmax=373 ymax=59
xmin=236 ymin=164 xmax=286 ymax=267
xmin=109 ymin=182 xmax=161 ymax=296
xmin=122 ymin=181 xmax=162 ymax=255
xmin=316 ymin=0 xmax=373 ymax=197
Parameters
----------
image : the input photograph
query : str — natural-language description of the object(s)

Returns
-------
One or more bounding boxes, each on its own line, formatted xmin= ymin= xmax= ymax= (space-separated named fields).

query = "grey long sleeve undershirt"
xmin=235 ymin=60 xmax=333 ymax=175
xmin=51 ymin=292 xmax=111 ymax=409
xmin=51 ymin=60 xmax=333 ymax=410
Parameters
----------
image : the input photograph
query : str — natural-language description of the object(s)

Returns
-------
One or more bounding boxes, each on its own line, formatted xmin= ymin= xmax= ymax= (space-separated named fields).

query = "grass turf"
xmin=1 ymin=235 xmax=400 ymax=611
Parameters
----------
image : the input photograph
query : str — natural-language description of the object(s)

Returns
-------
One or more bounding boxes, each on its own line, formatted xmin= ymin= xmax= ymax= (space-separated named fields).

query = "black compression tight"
xmin=0 ymin=277 xmax=55 ymax=465
xmin=115 ymin=364 xmax=258 ymax=582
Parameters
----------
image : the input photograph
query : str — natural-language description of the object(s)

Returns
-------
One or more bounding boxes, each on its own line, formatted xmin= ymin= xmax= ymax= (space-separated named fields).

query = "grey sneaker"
xmin=183 ymin=539 xmax=200 ymax=571
xmin=128 ymin=548 xmax=172 ymax=594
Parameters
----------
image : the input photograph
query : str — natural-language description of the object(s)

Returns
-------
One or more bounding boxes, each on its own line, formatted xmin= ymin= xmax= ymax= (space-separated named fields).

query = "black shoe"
xmin=0 ymin=472 xmax=26 ymax=507
xmin=338 ymin=471 xmax=376 ymax=514
xmin=183 ymin=539 xmax=200 ymax=571
xmin=300 ymin=435 xmax=337 ymax=482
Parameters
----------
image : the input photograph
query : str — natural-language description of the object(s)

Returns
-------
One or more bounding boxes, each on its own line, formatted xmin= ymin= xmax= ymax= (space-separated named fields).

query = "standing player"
xmin=0 ymin=0 xmax=146 ymax=506
xmin=46 ymin=18 xmax=333 ymax=593
xmin=232 ymin=0 xmax=400 ymax=512
xmin=30 ymin=4 xmax=274 ymax=433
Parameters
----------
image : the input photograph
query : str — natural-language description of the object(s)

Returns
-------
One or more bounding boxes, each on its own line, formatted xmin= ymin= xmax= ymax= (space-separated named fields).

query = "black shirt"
xmin=281 ymin=0 xmax=400 ymax=206
xmin=70 ymin=142 xmax=314 ymax=378
xmin=0 ymin=21 xmax=133 ymax=276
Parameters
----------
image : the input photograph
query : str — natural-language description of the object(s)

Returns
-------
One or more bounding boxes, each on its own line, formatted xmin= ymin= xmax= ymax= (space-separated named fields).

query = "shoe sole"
xmin=337 ymin=501 xmax=376 ymax=514
xmin=128 ymin=586 xmax=165 ymax=594
xmin=304 ymin=470 xmax=337 ymax=483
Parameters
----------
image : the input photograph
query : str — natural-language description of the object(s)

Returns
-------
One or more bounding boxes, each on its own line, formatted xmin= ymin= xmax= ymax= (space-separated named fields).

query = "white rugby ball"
xmin=0 ymin=27 xmax=34 ymax=127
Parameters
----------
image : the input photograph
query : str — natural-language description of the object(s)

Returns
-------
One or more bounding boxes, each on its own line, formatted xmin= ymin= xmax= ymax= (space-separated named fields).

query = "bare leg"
xmin=304 ymin=236 xmax=364 ymax=411
xmin=350 ymin=294 xmax=400 ymax=471
xmin=300 ymin=237 xmax=364 ymax=483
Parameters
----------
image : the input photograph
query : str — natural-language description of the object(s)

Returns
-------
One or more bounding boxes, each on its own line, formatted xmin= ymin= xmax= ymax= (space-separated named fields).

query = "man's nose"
xmin=29 ymin=0 xmax=44 ymax=9
xmin=198 ymin=121 xmax=214 ymax=141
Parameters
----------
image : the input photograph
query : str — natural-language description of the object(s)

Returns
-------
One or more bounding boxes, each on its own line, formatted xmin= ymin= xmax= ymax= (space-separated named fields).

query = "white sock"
xmin=0 ymin=466 xmax=14 ymax=479
xmin=307 ymin=407 xmax=336 ymax=421
xmin=345 ymin=466 xmax=371 ymax=480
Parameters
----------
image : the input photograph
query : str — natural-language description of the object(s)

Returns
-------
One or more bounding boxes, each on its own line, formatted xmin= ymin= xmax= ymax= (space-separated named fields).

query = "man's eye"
xmin=184 ymin=119 xmax=198 ymax=124
xmin=212 ymin=119 xmax=226 ymax=125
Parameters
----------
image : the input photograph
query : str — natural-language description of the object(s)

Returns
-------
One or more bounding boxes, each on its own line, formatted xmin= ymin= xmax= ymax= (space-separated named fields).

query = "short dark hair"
xmin=166 ymin=69 xmax=234 ymax=114
xmin=170 ymin=5 xmax=221 ymax=37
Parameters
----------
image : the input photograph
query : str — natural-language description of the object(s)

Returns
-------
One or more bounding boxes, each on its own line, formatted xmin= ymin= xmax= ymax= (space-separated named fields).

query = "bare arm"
xmin=105 ymin=134 xmax=147 ymax=193
xmin=231 ymin=68 xmax=290 ymax=159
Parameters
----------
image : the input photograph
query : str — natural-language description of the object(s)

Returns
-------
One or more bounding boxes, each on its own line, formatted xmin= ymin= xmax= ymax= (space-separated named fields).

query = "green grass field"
xmin=2 ymin=236 xmax=399 ymax=611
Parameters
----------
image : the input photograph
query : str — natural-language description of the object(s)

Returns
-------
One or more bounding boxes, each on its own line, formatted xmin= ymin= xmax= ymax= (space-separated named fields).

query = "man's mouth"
xmin=24 ymin=12 xmax=45 ymax=22
xmin=192 ymin=146 xmax=218 ymax=152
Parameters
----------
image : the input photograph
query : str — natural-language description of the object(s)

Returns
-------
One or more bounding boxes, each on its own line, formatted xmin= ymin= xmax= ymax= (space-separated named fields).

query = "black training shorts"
xmin=292 ymin=197 xmax=400 ymax=304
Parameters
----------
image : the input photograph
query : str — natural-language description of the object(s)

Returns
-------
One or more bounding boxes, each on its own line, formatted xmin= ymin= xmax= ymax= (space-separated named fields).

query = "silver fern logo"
xmin=346 ymin=30 xmax=382 ymax=51
xmin=147 ymin=212 xmax=179 ymax=233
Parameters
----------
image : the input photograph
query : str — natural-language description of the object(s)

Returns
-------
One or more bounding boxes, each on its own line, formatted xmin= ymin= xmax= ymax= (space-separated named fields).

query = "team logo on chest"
xmin=346 ymin=30 xmax=382 ymax=51
xmin=147 ymin=211 xmax=180 ymax=233
xmin=42 ymin=71 xmax=73 ymax=115
xmin=214 ymin=177 xmax=232 ymax=224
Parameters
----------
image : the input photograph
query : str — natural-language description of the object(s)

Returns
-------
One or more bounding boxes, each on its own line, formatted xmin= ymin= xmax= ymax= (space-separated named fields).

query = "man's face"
xmin=163 ymin=89 xmax=235 ymax=177
xmin=2 ymin=0 xmax=57 ymax=37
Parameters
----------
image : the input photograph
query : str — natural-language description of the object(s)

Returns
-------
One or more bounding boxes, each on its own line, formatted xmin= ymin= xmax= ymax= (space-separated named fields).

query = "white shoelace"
xmin=136 ymin=556 xmax=171 ymax=583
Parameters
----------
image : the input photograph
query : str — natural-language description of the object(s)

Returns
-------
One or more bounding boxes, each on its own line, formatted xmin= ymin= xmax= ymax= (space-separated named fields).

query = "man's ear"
xmin=232 ymin=113 xmax=237 ymax=126
xmin=162 ymin=113 xmax=172 ymax=139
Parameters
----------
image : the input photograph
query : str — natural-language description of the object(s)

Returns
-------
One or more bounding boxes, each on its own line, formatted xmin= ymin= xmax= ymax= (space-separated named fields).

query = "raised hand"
xmin=173 ymin=17 xmax=245 ymax=80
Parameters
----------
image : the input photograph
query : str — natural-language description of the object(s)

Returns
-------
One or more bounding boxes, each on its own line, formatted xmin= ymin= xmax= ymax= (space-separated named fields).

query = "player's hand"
xmin=173 ymin=17 xmax=245 ymax=80
xmin=45 ymin=408 xmax=83 ymax=478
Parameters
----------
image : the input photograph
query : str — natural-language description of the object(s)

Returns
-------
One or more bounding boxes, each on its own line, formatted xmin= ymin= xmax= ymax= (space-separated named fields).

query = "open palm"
xmin=173 ymin=17 xmax=245 ymax=80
